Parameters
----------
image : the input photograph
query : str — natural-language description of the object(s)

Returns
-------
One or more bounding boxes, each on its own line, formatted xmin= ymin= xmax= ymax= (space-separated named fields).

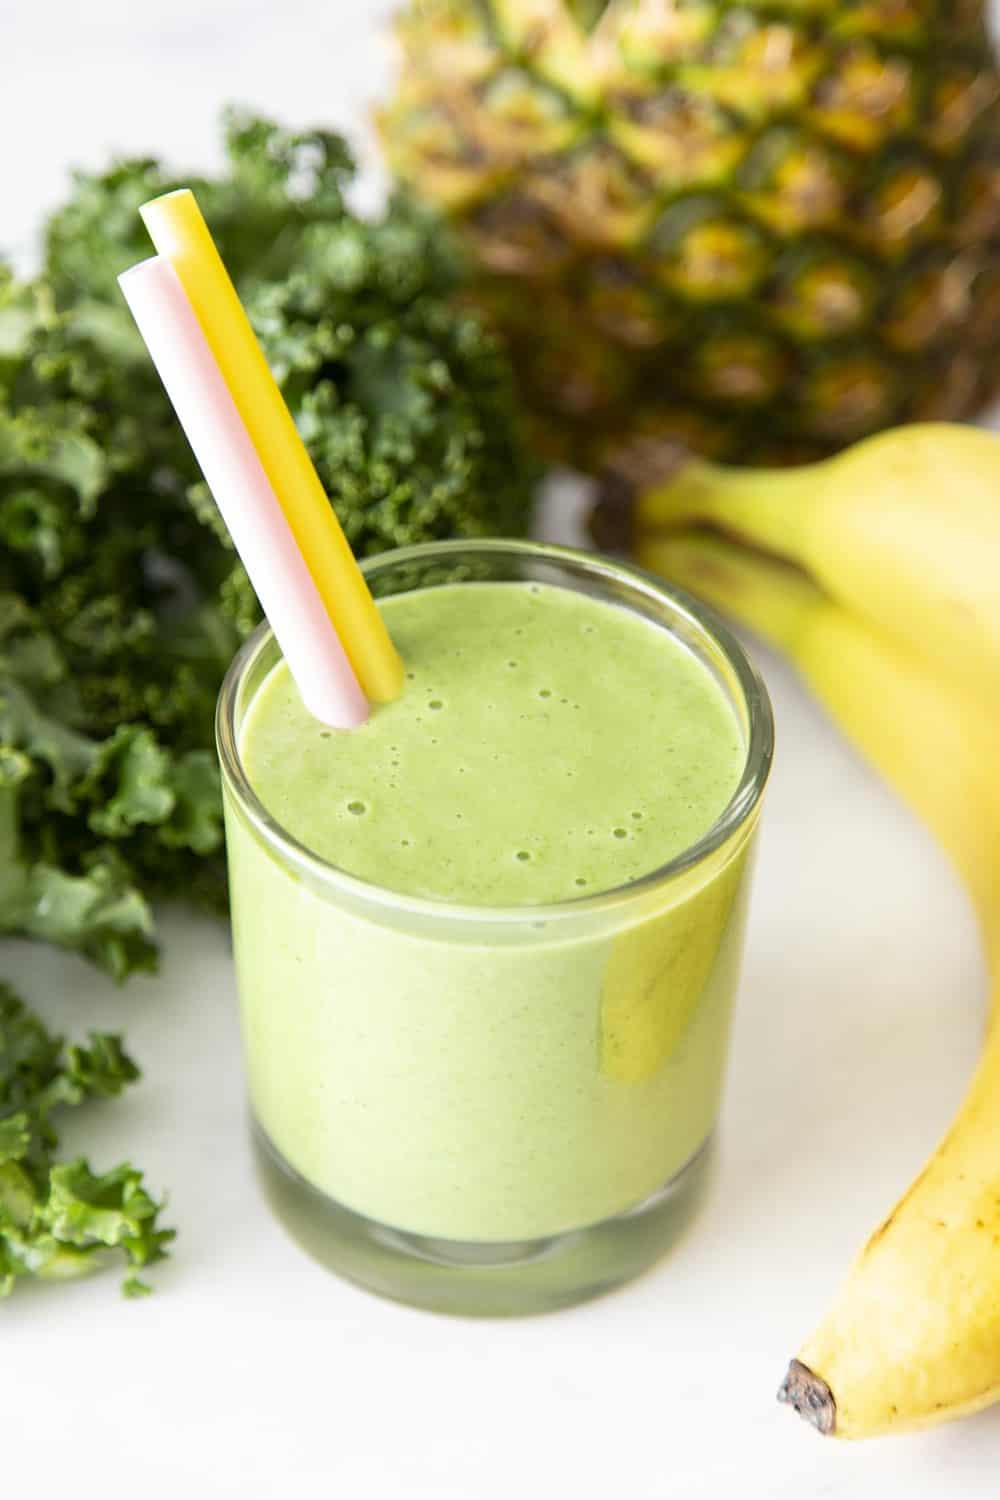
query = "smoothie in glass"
xmin=218 ymin=541 xmax=772 ymax=1314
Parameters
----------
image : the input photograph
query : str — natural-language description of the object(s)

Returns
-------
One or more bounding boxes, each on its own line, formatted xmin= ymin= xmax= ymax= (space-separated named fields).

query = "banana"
xmin=606 ymin=423 xmax=1000 ymax=700
xmin=638 ymin=531 xmax=1000 ymax=1439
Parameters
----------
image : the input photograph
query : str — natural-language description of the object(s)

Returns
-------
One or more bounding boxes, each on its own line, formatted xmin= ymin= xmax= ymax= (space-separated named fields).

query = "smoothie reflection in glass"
xmin=217 ymin=540 xmax=773 ymax=1315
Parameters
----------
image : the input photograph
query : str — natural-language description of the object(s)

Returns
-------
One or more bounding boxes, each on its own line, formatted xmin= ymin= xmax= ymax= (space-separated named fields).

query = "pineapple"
xmin=380 ymin=0 xmax=1000 ymax=466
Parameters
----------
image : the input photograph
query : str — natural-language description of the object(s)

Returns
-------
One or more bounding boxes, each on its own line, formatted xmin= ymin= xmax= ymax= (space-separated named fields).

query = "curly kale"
xmin=0 ymin=111 xmax=537 ymax=1294
xmin=1 ymin=108 xmax=537 ymax=975
xmin=0 ymin=982 xmax=173 ymax=1296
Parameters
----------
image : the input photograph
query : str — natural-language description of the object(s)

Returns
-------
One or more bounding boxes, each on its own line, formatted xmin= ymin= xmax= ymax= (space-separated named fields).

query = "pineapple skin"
xmin=380 ymin=0 xmax=1000 ymax=467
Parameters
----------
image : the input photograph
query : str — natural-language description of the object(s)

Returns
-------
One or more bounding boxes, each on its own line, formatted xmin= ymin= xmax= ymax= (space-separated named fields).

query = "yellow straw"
xmin=139 ymin=189 xmax=403 ymax=704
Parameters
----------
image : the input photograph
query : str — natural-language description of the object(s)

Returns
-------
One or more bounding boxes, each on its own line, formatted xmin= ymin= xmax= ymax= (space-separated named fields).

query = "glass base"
xmin=252 ymin=1122 xmax=715 ymax=1317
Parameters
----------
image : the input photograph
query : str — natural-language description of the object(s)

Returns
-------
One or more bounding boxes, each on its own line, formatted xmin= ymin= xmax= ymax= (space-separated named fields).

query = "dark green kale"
xmin=0 ymin=982 xmax=172 ymax=1296
xmin=1 ymin=108 xmax=537 ymax=975
xmin=0 ymin=111 xmax=537 ymax=1294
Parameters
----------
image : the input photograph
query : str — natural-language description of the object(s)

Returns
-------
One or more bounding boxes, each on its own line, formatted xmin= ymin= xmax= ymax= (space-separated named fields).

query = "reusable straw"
xmin=119 ymin=257 xmax=368 ymax=730
xmin=139 ymin=188 xmax=404 ymax=705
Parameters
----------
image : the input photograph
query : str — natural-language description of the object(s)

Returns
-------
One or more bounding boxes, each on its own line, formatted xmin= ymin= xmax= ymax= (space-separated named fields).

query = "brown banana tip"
xmin=777 ymin=1359 xmax=836 ymax=1436
xmin=589 ymin=471 xmax=637 ymax=554
xmin=589 ymin=438 xmax=692 ymax=554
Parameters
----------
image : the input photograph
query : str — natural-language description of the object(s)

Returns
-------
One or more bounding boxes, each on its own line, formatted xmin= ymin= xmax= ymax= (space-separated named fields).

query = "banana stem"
xmin=635 ymin=458 xmax=821 ymax=561
xmin=644 ymin=534 xmax=1000 ymax=962
xmin=636 ymin=531 xmax=823 ymax=658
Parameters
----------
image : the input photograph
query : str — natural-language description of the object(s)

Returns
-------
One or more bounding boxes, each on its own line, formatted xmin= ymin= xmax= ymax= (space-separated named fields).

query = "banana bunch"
xmin=594 ymin=423 xmax=1000 ymax=1439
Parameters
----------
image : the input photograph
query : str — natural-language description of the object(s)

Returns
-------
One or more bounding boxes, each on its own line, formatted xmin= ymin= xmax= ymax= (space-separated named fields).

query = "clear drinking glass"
xmin=216 ymin=540 xmax=773 ymax=1315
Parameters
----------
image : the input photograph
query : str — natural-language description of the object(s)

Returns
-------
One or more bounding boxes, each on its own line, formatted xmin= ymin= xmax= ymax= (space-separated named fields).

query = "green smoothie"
xmin=225 ymin=578 xmax=755 ymax=1244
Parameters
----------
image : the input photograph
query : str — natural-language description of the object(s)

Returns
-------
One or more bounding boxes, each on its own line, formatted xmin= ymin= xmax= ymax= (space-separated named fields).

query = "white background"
xmin=2 ymin=3 xmax=998 ymax=1494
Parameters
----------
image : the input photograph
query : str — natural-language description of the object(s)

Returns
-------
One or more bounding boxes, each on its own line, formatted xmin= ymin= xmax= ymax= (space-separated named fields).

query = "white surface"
xmin=3 ymin=4 xmax=999 ymax=1495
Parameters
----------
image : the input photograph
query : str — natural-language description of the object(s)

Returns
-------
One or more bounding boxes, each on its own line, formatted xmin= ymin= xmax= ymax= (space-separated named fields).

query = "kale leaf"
xmin=0 ymin=110 xmax=536 ymax=1294
xmin=0 ymin=982 xmax=173 ymax=1296
xmin=2 ymin=108 xmax=536 ymax=975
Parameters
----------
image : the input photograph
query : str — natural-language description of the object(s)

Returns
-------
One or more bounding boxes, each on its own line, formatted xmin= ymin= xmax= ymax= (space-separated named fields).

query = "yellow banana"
xmin=638 ymin=530 xmax=1000 ymax=1439
xmin=610 ymin=423 xmax=1000 ymax=699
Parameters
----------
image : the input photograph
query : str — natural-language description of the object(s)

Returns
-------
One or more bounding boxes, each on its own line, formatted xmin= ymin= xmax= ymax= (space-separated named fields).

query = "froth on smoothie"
xmin=240 ymin=581 xmax=744 ymax=905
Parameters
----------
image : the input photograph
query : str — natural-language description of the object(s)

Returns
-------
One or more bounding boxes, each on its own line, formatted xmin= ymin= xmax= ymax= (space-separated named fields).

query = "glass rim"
xmin=215 ymin=538 xmax=774 ymax=927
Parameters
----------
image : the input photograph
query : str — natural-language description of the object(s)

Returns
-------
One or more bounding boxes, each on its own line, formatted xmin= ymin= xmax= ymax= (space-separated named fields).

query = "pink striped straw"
xmin=118 ymin=256 xmax=368 ymax=729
